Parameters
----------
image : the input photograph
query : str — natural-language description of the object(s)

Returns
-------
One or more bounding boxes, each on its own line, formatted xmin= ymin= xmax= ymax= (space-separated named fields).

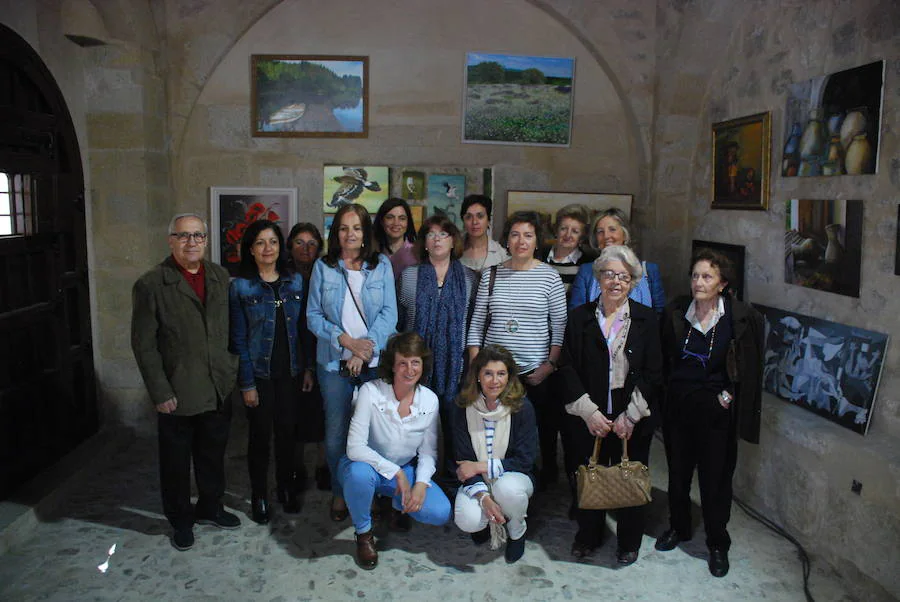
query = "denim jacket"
xmin=229 ymin=273 xmax=306 ymax=390
xmin=306 ymin=254 xmax=398 ymax=372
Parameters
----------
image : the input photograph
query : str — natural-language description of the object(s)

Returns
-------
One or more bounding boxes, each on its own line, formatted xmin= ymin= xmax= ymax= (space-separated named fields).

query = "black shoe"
xmin=708 ymin=548 xmax=729 ymax=577
xmin=251 ymin=497 xmax=270 ymax=524
xmin=195 ymin=507 xmax=241 ymax=530
xmin=655 ymin=528 xmax=690 ymax=551
xmin=171 ymin=528 xmax=194 ymax=551
xmin=505 ymin=535 xmax=526 ymax=563
xmin=389 ymin=509 xmax=412 ymax=532
xmin=471 ymin=526 xmax=490 ymax=545
xmin=315 ymin=465 xmax=331 ymax=491
xmin=571 ymin=540 xmax=596 ymax=558
xmin=616 ymin=549 xmax=639 ymax=566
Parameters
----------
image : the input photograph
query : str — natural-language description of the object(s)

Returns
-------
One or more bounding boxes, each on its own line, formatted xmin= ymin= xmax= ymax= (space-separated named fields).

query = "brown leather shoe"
xmin=355 ymin=532 xmax=378 ymax=570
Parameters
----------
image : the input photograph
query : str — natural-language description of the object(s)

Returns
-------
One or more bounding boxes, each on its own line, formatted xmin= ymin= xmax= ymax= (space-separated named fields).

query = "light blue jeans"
xmin=338 ymin=456 xmax=451 ymax=535
xmin=317 ymin=365 xmax=377 ymax=497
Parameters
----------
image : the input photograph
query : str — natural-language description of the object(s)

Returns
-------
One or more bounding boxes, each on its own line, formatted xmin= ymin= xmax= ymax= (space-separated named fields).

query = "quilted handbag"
xmin=576 ymin=436 xmax=651 ymax=510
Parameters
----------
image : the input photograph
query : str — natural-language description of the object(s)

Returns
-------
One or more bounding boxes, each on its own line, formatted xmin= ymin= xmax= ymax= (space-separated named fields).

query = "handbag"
xmin=576 ymin=436 xmax=651 ymax=510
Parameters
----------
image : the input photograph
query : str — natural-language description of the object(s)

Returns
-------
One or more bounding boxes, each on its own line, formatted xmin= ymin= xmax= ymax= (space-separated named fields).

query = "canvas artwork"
xmin=323 ymin=166 xmax=389 ymax=214
xmin=711 ymin=112 xmax=770 ymax=210
xmin=425 ymin=174 xmax=466 ymax=229
xmin=785 ymin=199 xmax=863 ymax=298
xmin=401 ymin=170 xmax=426 ymax=201
xmin=895 ymin=205 xmax=900 ymax=276
xmin=251 ymin=55 xmax=368 ymax=138
xmin=756 ymin=303 xmax=888 ymax=435
xmin=209 ymin=187 xmax=297 ymax=277
xmin=506 ymin=191 xmax=632 ymax=249
xmin=781 ymin=61 xmax=884 ymax=177
xmin=463 ymin=52 xmax=575 ymax=147
xmin=691 ymin=240 xmax=746 ymax=301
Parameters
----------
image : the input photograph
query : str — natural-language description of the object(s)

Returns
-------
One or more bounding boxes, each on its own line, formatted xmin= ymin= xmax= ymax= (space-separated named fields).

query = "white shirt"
xmin=341 ymin=270 xmax=378 ymax=366
xmin=346 ymin=379 xmax=439 ymax=484
xmin=547 ymin=246 xmax=583 ymax=264
xmin=685 ymin=296 xmax=726 ymax=335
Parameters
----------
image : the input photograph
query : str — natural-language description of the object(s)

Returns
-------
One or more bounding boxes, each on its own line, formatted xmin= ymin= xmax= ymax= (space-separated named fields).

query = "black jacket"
xmin=661 ymin=295 xmax=764 ymax=443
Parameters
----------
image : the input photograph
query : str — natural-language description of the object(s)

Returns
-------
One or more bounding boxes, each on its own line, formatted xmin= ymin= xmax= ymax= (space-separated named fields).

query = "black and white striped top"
xmin=466 ymin=263 xmax=567 ymax=373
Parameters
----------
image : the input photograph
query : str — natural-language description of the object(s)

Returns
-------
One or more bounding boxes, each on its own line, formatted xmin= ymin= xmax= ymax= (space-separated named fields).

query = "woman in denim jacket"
xmin=307 ymin=204 xmax=398 ymax=521
xmin=229 ymin=220 xmax=308 ymax=524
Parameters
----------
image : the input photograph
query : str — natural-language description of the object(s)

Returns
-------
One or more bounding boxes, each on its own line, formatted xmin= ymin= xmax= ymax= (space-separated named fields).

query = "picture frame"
xmin=691 ymin=240 xmax=747 ymax=301
xmin=895 ymin=205 xmax=900 ymax=276
xmin=323 ymin=165 xmax=389 ymax=214
xmin=463 ymin=52 xmax=575 ymax=147
xmin=425 ymin=174 xmax=466 ymax=230
xmin=251 ymin=55 xmax=368 ymax=138
xmin=209 ymin=187 xmax=298 ymax=277
xmin=711 ymin=112 xmax=771 ymax=210
xmin=506 ymin=190 xmax=632 ymax=249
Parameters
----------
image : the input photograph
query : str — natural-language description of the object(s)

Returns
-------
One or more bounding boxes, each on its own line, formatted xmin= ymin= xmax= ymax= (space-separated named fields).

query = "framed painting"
xmin=463 ymin=52 xmax=575 ymax=147
xmin=756 ymin=303 xmax=888 ymax=435
xmin=251 ymin=55 xmax=368 ymax=138
xmin=401 ymin=170 xmax=426 ymax=201
xmin=711 ymin=112 xmax=771 ymax=210
xmin=323 ymin=165 xmax=389 ymax=214
xmin=781 ymin=61 xmax=884 ymax=177
xmin=210 ymin=187 xmax=298 ymax=277
xmin=425 ymin=174 xmax=466 ymax=229
xmin=785 ymin=199 xmax=863 ymax=298
xmin=506 ymin=191 xmax=632 ymax=249
xmin=895 ymin=205 xmax=900 ymax=276
xmin=691 ymin=240 xmax=746 ymax=301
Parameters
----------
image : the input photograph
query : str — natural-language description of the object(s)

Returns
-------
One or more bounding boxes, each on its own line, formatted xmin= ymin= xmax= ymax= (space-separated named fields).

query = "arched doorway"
xmin=0 ymin=23 xmax=97 ymax=499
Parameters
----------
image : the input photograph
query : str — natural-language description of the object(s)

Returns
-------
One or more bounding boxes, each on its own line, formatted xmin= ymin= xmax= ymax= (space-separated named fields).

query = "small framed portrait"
xmin=711 ymin=112 xmax=771 ymax=210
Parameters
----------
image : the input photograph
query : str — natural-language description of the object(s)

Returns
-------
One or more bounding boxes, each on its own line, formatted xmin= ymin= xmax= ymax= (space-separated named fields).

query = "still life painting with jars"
xmin=781 ymin=61 xmax=884 ymax=177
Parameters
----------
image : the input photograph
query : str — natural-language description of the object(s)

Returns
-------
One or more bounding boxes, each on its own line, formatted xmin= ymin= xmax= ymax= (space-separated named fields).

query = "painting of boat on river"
xmin=252 ymin=55 xmax=368 ymax=138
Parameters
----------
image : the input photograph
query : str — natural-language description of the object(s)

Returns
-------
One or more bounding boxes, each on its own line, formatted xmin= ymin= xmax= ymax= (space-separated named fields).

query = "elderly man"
xmin=132 ymin=213 xmax=240 ymax=550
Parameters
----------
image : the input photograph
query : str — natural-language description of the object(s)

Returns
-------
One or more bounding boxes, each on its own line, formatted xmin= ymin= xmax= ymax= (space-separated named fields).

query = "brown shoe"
xmin=355 ymin=532 xmax=378 ymax=570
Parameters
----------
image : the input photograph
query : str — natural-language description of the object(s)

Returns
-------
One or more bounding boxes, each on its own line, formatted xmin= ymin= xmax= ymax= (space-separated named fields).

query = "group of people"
xmin=131 ymin=194 xmax=763 ymax=578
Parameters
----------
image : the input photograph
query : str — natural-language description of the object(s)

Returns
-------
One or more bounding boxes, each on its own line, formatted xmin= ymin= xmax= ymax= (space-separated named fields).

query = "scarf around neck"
xmin=464 ymin=395 xmax=512 ymax=473
xmin=414 ymin=260 xmax=466 ymax=400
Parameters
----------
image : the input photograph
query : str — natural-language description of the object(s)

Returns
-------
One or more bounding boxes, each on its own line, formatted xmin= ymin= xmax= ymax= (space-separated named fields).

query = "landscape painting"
xmin=323 ymin=166 xmax=389 ymax=214
xmin=756 ymin=303 xmax=887 ymax=435
xmin=252 ymin=55 xmax=368 ymax=138
xmin=784 ymin=199 xmax=863 ymax=298
xmin=463 ymin=52 xmax=575 ymax=147
xmin=426 ymin=174 xmax=466 ymax=229
xmin=781 ymin=61 xmax=884 ymax=177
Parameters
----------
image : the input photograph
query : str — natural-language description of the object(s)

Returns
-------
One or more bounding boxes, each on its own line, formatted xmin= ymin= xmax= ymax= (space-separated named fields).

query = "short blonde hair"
xmin=590 ymin=208 xmax=631 ymax=250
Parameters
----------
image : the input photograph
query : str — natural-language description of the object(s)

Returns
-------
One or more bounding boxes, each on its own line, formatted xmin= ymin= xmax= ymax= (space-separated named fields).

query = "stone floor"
xmin=0 ymin=415 xmax=857 ymax=602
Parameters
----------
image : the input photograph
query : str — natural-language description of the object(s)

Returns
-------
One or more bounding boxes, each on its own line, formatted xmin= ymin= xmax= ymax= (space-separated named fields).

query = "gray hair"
xmin=590 ymin=207 xmax=631 ymax=250
xmin=168 ymin=213 xmax=208 ymax=235
xmin=593 ymin=244 xmax=643 ymax=290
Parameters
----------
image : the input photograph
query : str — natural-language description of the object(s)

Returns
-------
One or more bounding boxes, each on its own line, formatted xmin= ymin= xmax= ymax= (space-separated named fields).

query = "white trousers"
xmin=454 ymin=471 xmax=534 ymax=540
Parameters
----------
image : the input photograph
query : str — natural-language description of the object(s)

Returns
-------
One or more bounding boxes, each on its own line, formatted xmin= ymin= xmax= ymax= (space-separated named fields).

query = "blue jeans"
xmin=317 ymin=365 xmax=377 ymax=497
xmin=338 ymin=456 xmax=451 ymax=535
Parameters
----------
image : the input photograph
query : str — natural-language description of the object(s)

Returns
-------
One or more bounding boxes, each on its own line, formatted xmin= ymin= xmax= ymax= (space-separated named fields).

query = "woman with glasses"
xmin=569 ymin=208 xmax=665 ymax=312
xmin=654 ymin=248 xmax=763 ymax=578
xmin=373 ymin=198 xmax=418 ymax=282
xmin=229 ymin=220 xmax=308 ymax=524
xmin=556 ymin=245 xmax=662 ymax=564
xmin=397 ymin=215 xmax=478 ymax=478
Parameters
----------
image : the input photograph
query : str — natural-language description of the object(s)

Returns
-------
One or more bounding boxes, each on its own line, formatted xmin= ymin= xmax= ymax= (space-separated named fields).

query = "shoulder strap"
xmin=341 ymin=269 xmax=368 ymax=328
xmin=481 ymin=265 xmax=498 ymax=347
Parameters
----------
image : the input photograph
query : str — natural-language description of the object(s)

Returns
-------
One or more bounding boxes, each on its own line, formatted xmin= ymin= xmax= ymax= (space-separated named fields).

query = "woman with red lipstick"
xmin=374 ymin=198 xmax=418 ymax=283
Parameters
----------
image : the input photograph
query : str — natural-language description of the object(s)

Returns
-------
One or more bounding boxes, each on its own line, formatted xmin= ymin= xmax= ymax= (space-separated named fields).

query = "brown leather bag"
xmin=576 ymin=436 xmax=651 ymax=510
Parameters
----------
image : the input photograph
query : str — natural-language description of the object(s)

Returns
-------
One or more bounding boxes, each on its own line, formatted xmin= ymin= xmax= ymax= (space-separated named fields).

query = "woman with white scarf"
xmin=453 ymin=345 xmax=538 ymax=564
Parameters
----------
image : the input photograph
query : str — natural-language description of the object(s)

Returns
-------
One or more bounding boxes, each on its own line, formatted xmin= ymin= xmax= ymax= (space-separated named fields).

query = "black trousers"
xmin=563 ymin=412 xmax=652 ymax=552
xmin=157 ymin=403 xmax=231 ymax=530
xmin=663 ymin=387 xmax=738 ymax=551
xmin=525 ymin=374 xmax=569 ymax=478
xmin=246 ymin=375 xmax=300 ymax=497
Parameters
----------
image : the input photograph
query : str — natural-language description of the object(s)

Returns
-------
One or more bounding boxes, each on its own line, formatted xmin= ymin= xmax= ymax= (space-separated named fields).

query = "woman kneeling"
xmin=453 ymin=345 xmax=537 ymax=563
xmin=339 ymin=332 xmax=451 ymax=569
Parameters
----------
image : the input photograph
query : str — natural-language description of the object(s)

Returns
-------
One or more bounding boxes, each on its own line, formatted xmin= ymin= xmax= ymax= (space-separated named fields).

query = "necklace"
xmin=681 ymin=323 xmax=717 ymax=368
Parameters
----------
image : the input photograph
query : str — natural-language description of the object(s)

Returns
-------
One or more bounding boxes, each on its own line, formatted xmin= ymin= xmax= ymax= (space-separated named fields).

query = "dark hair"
xmin=502 ymin=210 xmax=544 ymax=258
xmin=690 ymin=248 xmax=735 ymax=295
xmin=287 ymin=222 xmax=324 ymax=258
xmin=455 ymin=345 xmax=526 ymax=412
xmin=377 ymin=332 xmax=433 ymax=385
xmin=237 ymin=219 xmax=287 ymax=279
xmin=460 ymin=194 xmax=493 ymax=221
xmin=413 ymin=215 xmax=464 ymax=262
xmin=323 ymin=204 xmax=380 ymax=269
xmin=374 ymin=197 xmax=417 ymax=253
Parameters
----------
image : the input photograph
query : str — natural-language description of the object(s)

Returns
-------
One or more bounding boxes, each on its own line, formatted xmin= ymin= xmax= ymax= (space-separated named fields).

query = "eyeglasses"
xmin=425 ymin=231 xmax=451 ymax=241
xmin=170 ymin=231 xmax=208 ymax=242
xmin=600 ymin=270 xmax=632 ymax=283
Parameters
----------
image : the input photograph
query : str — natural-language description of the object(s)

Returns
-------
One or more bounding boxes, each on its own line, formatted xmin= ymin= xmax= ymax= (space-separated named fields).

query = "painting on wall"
xmin=401 ymin=170 xmax=426 ymax=201
xmin=711 ymin=112 xmax=770 ymax=210
xmin=425 ymin=174 xmax=466 ymax=229
xmin=785 ymin=199 xmax=863 ymax=298
xmin=323 ymin=166 xmax=389 ymax=214
xmin=507 ymin=191 xmax=632 ymax=249
xmin=251 ymin=55 xmax=368 ymax=138
xmin=895 ymin=205 xmax=900 ymax=276
xmin=756 ymin=303 xmax=888 ymax=435
xmin=409 ymin=205 xmax=425 ymax=232
xmin=781 ymin=61 xmax=884 ymax=177
xmin=463 ymin=52 xmax=575 ymax=147
xmin=210 ymin=187 xmax=297 ymax=277
xmin=691 ymin=240 xmax=746 ymax=301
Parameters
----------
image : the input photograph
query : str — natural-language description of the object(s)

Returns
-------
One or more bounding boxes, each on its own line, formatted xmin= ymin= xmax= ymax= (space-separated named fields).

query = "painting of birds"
xmin=328 ymin=167 xmax=382 ymax=208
